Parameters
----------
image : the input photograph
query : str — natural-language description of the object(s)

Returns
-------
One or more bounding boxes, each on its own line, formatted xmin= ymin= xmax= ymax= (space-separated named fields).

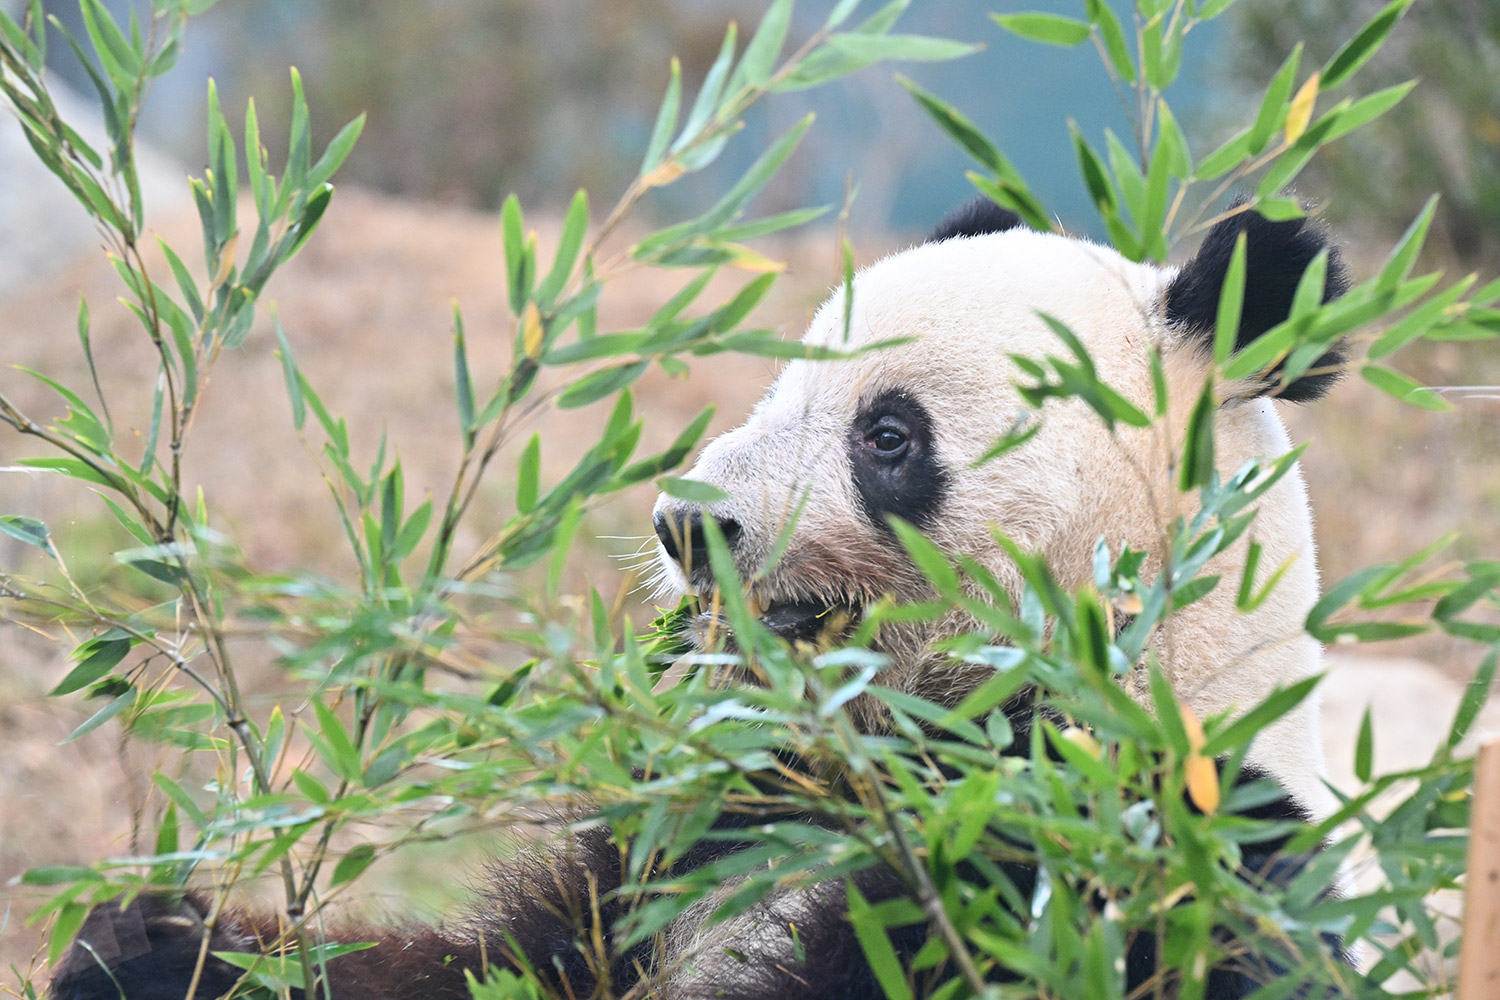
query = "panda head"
xmin=652 ymin=199 xmax=1348 ymax=811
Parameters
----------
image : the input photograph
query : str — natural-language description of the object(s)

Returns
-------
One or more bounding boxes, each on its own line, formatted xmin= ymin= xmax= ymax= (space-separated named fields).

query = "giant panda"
xmin=50 ymin=199 xmax=1348 ymax=1000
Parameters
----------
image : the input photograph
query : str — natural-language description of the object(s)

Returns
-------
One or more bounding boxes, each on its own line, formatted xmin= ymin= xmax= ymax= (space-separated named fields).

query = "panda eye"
xmin=865 ymin=420 xmax=909 ymax=459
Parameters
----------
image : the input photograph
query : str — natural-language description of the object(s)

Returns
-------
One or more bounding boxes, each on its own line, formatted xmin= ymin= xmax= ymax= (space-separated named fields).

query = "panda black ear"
xmin=1165 ymin=204 xmax=1350 ymax=402
xmin=928 ymin=196 xmax=1025 ymax=243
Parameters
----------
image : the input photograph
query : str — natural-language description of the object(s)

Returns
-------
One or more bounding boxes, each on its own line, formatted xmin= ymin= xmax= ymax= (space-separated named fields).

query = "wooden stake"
xmin=1459 ymin=740 xmax=1500 ymax=1000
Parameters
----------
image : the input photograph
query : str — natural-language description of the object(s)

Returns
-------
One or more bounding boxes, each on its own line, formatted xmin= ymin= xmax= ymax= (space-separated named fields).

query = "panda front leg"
xmin=50 ymin=826 xmax=628 ymax=1000
xmin=650 ymin=865 xmax=928 ymax=1000
xmin=47 ymin=890 xmax=494 ymax=1000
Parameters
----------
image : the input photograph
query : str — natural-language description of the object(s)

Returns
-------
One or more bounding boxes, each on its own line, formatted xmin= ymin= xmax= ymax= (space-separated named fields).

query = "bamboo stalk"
xmin=1459 ymin=740 xmax=1500 ymax=999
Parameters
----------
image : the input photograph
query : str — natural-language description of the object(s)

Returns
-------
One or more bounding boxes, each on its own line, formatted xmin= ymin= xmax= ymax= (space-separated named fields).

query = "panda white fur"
xmin=51 ymin=200 xmax=1348 ymax=1000
xmin=653 ymin=198 xmax=1342 ymax=819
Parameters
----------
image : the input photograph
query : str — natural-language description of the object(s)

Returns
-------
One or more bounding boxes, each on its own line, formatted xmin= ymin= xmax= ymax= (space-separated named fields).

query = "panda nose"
xmin=654 ymin=510 xmax=742 ymax=571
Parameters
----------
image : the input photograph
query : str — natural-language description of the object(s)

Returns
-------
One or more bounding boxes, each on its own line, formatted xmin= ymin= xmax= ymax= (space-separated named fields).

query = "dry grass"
xmin=1 ymin=188 xmax=1495 ymax=982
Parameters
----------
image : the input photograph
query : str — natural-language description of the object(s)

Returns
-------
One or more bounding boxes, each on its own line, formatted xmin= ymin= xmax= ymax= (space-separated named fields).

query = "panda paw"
xmin=50 ymin=891 xmax=254 ymax=1000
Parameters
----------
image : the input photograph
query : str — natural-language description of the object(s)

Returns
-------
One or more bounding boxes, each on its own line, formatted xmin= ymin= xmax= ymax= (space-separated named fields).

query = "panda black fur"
xmin=52 ymin=201 xmax=1347 ymax=1000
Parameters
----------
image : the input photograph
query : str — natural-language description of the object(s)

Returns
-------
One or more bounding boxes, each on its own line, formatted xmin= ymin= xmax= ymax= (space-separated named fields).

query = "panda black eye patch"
xmin=847 ymin=390 xmax=949 ymax=531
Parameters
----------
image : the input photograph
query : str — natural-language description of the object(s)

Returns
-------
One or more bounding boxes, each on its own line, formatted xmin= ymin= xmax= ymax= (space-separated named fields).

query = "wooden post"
xmin=1459 ymin=741 xmax=1500 ymax=1000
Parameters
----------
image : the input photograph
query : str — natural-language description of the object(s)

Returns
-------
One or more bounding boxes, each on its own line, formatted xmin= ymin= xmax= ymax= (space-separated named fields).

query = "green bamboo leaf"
xmin=281 ymin=67 xmax=311 ymax=205
xmin=845 ymin=883 xmax=914 ymax=1000
xmin=1369 ymin=275 xmax=1475 ymax=359
xmin=1354 ymin=707 xmax=1374 ymax=782
xmin=992 ymin=12 xmax=1091 ymax=47
xmin=1322 ymin=0 xmax=1414 ymax=90
xmin=17 ymin=456 xmax=117 ymax=490
xmin=79 ymin=0 xmax=141 ymax=88
xmin=716 ymin=206 xmax=830 ymax=242
xmin=556 ymin=361 xmax=649 ymax=409
xmin=1377 ymin=195 xmax=1438 ymax=292
xmin=501 ymin=193 xmax=528 ymax=314
xmin=1071 ymin=124 xmax=1117 ymax=213
xmin=206 ymin=80 xmax=238 ymax=249
xmin=634 ymin=116 xmax=812 ymax=260
xmin=331 ymin=844 xmax=376 ymax=887
xmin=1193 ymin=128 xmax=1250 ymax=181
xmin=64 ymin=684 xmax=136 ymax=743
xmin=1200 ymin=675 xmax=1322 ymax=757
xmin=274 ymin=183 xmax=332 ymax=271
xmin=726 ymin=0 xmax=792 ymax=94
xmin=1213 ymin=232 xmax=1248 ymax=365
xmin=890 ymin=518 xmax=959 ymax=596
xmin=657 ymin=476 xmax=731 ymax=504
xmin=1433 ymin=568 xmax=1500 ymax=621
xmin=1255 ymin=143 xmax=1318 ymax=198
xmin=20 ymin=866 xmax=102 ymax=886
xmin=1246 ymin=45 xmax=1301 ymax=156
xmin=616 ymin=407 xmax=715 ymax=486
xmin=51 ymin=632 xmax=133 ymax=697
xmin=393 ymin=497 xmax=432 ymax=563
xmin=1178 ymin=379 xmax=1216 ymax=491
xmin=640 ymin=58 xmax=682 ymax=175
xmin=825 ymin=32 xmax=981 ymax=62
xmin=1447 ymin=647 xmax=1499 ymax=750
xmin=152 ymin=772 xmax=207 ymax=829
xmin=1086 ymin=0 xmax=1135 ymax=80
xmin=1315 ymin=81 xmax=1414 ymax=145
xmin=825 ymin=0 xmax=862 ymax=29
xmin=452 ymin=306 xmax=475 ymax=445
xmin=243 ymin=95 xmax=268 ymax=210
xmin=155 ymin=801 xmax=180 ymax=856
xmin=308 ymin=113 xmax=365 ymax=189
xmin=0 ymin=514 xmax=52 ymax=555
xmin=1288 ymin=249 xmax=1329 ymax=321
xmin=1360 ymin=364 xmax=1449 ymax=411
xmin=708 ymin=273 xmax=776 ymax=334
xmin=75 ymin=297 xmax=113 ymax=436
xmin=1221 ymin=315 xmax=1298 ymax=383
xmin=674 ymin=22 xmax=737 ymax=152
xmin=1142 ymin=134 xmax=1171 ymax=259
xmin=1156 ymin=101 xmax=1191 ymax=180
xmin=311 ymin=700 xmax=361 ymax=784
xmin=543 ymin=331 xmax=648 ymax=366
xmin=966 ymin=173 xmax=1053 ymax=234
xmin=273 ymin=316 xmax=305 ymax=430
xmin=536 ymin=190 xmax=589 ymax=308
xmin=517 ymin=434 xmax=541 ymax=514
xmin=899 ymin=77 xmax=1012 ymax=180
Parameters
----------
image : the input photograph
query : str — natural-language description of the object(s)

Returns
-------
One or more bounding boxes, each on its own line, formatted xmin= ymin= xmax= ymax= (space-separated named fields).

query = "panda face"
xmin=652 ymin=205 xmax=1346 ymax=814
xmin=655 ymin=229 xmax=1170 ymax=638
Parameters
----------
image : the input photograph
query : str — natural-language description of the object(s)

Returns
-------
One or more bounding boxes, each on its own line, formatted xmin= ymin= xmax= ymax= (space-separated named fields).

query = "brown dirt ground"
xmin=1 ymin=188 xmax=1496 ymax=984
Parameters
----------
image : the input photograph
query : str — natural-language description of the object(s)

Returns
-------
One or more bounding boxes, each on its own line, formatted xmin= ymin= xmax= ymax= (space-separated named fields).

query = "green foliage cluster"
xmin=1231 ymin=0 xmax=1500 ymax=266
xmin=2 ymin=1 xmax=1498 ymax=998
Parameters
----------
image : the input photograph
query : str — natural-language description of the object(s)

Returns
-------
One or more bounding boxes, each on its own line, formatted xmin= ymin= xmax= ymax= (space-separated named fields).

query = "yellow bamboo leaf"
xmin=724 ymin=243 xmax=788 ymax=273
xmin=641 ymin=160 xmax=686 ymax=189
xmin=1062 ymin=726 xmax=1102 ymax=759
xmin=1181 ymin=701 xmax=1207 ymax=752
xmin=1180 ymin=703 xmax=1220 ymax=814
xmin=1186 ymin=753 xmax=1220 ymax=814
xmin=1285 ymin=73 xmax=1320 ymax=144
xmin=212 ymin=231 xmax=240 ymax=288
xmin=521 ymin=302 xmax=543 ymax=359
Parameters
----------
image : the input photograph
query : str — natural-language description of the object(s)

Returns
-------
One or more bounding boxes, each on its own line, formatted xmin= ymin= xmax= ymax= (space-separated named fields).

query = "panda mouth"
xmin=686 ymin=594 xmax=858 ymax=649
xmin=756 ymin=598 xmax=858 ymax=646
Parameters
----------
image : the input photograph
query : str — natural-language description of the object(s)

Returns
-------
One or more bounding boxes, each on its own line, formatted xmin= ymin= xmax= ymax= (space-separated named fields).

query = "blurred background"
xmin=2 ymin=0 xmax=1498 ymax=984
xmin=28 ymin=0 xmax=1495 ymax=257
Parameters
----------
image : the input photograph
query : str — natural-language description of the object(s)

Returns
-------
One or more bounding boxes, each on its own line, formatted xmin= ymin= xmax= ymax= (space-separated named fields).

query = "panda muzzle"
xmin=758 ymin=599 xmax=855 ymax=645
